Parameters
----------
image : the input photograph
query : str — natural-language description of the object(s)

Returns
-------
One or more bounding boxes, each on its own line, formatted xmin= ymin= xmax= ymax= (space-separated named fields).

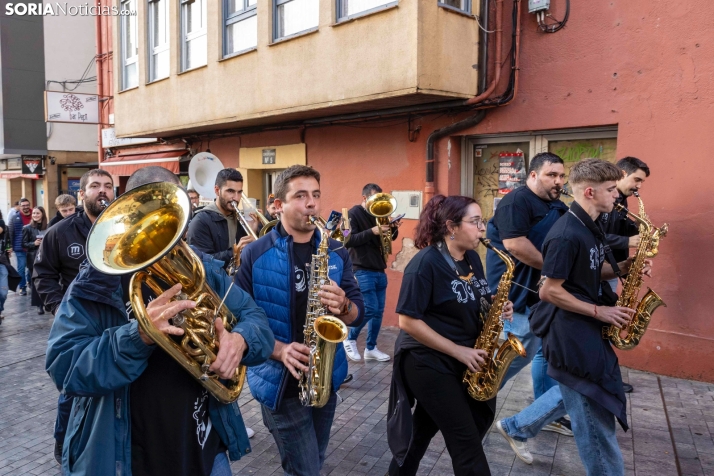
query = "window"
xmin=181 ymin=0 xmax=207 ymax=71
xmin=121 ymin=0 xmax=138 ymax=89
xmin=337 ymin=0 xmax=395 ymax=21
xmin=224 ymin=0 xmax=257 ymax=56
xmin=438 ymin=0 xmax=471 ymax=14
xmin=274 ymin=0 xmax=319 ymax=40
xmin=148 ymin=0 xmax=170 ymax=81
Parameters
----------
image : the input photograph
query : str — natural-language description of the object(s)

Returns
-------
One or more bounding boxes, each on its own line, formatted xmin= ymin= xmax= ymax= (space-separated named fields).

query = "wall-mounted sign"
xmin=101 ymin=127 xmax=158 ymax=148
xmin=7 ymin=158 xmax=22 ymax=170
xmin=498 ymin=152 xmax=526 ymax=194
xmin=262 ymin=149 xmax=276 ymax=165
xmin=45 ymin=91 xmax=99 ymax=124
xmin=22 ymin=157 xmax=43 ymax=175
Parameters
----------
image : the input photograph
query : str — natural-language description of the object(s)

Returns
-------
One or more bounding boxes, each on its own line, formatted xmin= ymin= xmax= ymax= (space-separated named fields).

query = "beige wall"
xmin=114 ymin=0 xmax=480 ymax=138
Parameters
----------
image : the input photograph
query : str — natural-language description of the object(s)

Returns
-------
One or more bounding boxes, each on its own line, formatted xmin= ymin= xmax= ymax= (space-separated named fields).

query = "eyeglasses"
xmin=462 ymin=218 xmax=485 ymax=228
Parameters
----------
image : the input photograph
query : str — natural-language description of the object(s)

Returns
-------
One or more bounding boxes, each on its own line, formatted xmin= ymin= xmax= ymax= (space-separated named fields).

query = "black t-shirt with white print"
xmin=541 ymin=210 xmax=605 ymax=304
xmin=283 ymin=241 xmax=313 ymax=399
xmin=396 ymin=245 xmax=492 ymax=376
xmin=123 ymin=275 xmax=226 ymax=476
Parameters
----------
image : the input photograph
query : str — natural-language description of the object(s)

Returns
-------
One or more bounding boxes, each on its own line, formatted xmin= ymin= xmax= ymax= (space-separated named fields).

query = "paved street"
xmin=1 ymin=291 xmax=712 ymax=475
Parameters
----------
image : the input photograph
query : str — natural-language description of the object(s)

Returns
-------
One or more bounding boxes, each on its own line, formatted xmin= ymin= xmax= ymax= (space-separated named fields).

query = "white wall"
xmin=44 ymin=0 xmax=98 ymax=152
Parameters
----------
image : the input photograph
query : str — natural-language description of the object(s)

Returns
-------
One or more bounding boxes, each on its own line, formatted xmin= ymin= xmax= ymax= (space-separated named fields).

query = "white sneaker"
xmin=496 ymin=420 xmax=533 ymax=464
xmin=246 ymin=427 xmax=255 ymax=439
xmin=343 ymin=340 xmax=361 ymax=361
xmin=364 ymin=347 xmax=391 ymax=362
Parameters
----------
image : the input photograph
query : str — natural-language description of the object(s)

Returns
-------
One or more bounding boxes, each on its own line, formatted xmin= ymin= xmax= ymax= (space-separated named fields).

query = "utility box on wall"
xmin=391 ymin=191 xmax=422 ymax=220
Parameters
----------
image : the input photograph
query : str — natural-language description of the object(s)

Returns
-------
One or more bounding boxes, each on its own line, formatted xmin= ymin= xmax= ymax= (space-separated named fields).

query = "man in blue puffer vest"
xmin=235 ymin=165 xmax=364 ymax=476
xmin=46 ymin=167 xmax=275 ymax=476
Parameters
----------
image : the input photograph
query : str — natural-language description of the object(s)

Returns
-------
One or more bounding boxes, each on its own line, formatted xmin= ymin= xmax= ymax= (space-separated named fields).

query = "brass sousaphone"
xmin=86 ymin=182 xmax=246 ymax=404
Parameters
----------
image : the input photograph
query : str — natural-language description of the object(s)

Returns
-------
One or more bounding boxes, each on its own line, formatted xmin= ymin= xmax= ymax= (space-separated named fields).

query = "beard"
xmin=218 ymin=195 xmax=235 ymax=214
xmin=85 ymin=196 xmax=107 ymax=217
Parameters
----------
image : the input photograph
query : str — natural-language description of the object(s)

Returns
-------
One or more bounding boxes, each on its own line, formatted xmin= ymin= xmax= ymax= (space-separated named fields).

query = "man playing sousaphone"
xmin=46 ymin=166 xmax=275 ymax=476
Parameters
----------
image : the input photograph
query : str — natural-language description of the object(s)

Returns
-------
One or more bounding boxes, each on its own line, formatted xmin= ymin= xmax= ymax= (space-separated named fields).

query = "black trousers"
xmin=388 ymin=352 xmax=493 ymax=476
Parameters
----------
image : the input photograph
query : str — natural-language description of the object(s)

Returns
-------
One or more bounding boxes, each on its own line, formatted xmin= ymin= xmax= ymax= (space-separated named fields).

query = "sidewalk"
xmin=0 ymin=291 xmax=711 ymax=475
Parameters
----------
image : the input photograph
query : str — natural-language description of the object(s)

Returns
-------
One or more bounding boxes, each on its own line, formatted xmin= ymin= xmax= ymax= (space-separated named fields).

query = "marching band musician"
xmin=234 ymin=165 xmax=364 ymax=476
xmin=387 ymin=195 xmax=513 ymax=476
xmin=343 ymin=183 xmax=399 ymax=363
xmin=46 ymin=167 xmax=275 ymax=476
xmin=187 ymin=168 xmax=259 ymax=269
xmin=531 ymin=158 xmax=653 ymax=476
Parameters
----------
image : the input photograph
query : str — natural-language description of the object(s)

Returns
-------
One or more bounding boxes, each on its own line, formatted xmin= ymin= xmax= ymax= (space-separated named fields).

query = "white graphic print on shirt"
xmin=589 ymin=243 xmax=605 ymax=270
xmin=295 ymin=265 xmax=307 ymax=292
xmin=193 ymin=389 xmax=213 ymax=449
xmin=450 ymin=276 xmax=491 ymax=304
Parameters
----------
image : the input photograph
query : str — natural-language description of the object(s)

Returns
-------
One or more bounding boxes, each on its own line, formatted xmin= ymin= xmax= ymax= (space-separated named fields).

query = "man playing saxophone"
xmin=46 ymin=167 xmax=275 ymax=476
xmin=531 ymin=158 xmax=653 ymax=476
xmin=234 ymin=165 xmax=364 ymax=476
xmin=386 ymin=195 xmax=513 ymax=476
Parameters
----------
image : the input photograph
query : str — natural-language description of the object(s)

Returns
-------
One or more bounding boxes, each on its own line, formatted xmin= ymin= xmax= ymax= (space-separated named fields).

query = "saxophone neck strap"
xmin=569 ymin=202 xmax=622 ymax=278
xmin=434 ymin=241 xmax=474 ymax=283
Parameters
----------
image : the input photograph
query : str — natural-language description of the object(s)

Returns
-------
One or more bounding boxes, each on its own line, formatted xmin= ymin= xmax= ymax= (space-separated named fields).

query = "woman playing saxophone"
xmin=386 ymin=195 xmax=513 ymax=476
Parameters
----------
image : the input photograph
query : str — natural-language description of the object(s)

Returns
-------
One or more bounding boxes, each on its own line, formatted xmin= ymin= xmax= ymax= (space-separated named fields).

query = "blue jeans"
xmin=560 ymin=384 xmax=624 ymax=476
xmin=532 ymin=347 xmax=558 ymax=399
xmin=54 ymin=394 xmax=74 ymax=443
xmin=501 ymin=385 xmax=567 ymax=441
xmin=210 ymin=452 xmax=232 ymax=476
xmin=348 ymin=270 xmax=387 ymax=350
xmin=14 ymin=251 xmax=27 ymax=290
xmin=261 ymin=394 xmax=337 ymax=476
xmin=0 ymin=264 xmax=8 ymax=313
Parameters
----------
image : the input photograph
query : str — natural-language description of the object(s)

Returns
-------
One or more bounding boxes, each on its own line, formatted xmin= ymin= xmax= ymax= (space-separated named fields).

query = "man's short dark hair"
xmin=362 ymin=183 xmax=382 ymax=197
xmin=529 ymin=152 xmax=564 ymax=173
xmin=215 ymin=168 xmax=243 ymax=188
xmin=126 ymin=166 xmax=181 ymax=191
xmin=617 ymin=156 xmax=650 ymax=177
xmin=570 ymin=158 xmax=623 ymax=185
xmin=19 ymin=197 xmax=30 ymax=204
xmin=79 ymin=169 xmax=114 ymax=192
xmin=273 ymin=165 xmax=320 ymax=201
xmin=187 ymin=188 xmax=199 ymax=196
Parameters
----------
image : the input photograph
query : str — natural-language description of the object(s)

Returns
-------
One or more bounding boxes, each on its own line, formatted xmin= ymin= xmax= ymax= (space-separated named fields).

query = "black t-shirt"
xmin=492 ymin=186 xmax=552 ymax=240
xmin=396 ymin=246 xmax=491 ymax=376
xmin=283 ymin=241 xmax=313 ymax=399
xmin=541 ymin=211 xmax=605 ymax=304
xmin=124 ymin=275 xmax=225 ymax=476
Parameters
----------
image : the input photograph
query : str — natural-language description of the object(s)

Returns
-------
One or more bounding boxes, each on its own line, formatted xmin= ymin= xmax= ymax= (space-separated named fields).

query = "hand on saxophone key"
xmin=593 ymin=305 xmax=635 ymax=329
xmin=318 ymin=279 xmax=347 ymax=315
xmin=452 ymin=347 xmax=489 ymax=373
xmin=628 ymin=234 xmax=641 ymax=248
xmin=279 ymin=342 xmax=310 ymax=379
xmin=500 ymin=299 xmax=514 ymax=322
xmin=640 ymin=259 xmax=653 ymax=278
xmin=209 ymin=318 xmax=247 ymax=379
xmin=140 ymin=284 xmax=195 ymax=345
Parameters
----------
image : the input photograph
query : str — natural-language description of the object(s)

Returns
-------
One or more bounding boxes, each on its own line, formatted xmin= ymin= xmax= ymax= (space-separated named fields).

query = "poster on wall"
xmin=498 ymin=152 xmax=526 ymax=194
xmin=68 ymin=179 xmax=81 ymax=194
xmin=45 ymin=91 xmax=99 ymax=124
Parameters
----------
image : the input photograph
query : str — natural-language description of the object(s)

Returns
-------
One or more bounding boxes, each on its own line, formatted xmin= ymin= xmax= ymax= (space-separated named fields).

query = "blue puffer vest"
xmin=237 ymin=228 xmax=359 ymax=412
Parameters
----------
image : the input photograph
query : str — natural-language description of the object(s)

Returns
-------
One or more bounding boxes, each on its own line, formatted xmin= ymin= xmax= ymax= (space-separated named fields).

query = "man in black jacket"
xmin=598 ymin=156 xmax=649 ymax=291
xmin=343 ymin=183 xmax=398 ymax=362
xmin=34 ymin=168 xmax=115 ymax=465
xmin=187 ymin=168 xmax=258 ymax=268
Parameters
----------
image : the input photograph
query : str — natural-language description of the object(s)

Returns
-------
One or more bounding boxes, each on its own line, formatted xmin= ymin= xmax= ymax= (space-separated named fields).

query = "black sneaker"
xmin=54 ymin=440 xmax=62 ymax=465
xmin=19 ymin=287 xmax=27 ymax=296
xmin=542 ymin=417 xmax=573 ymax=436
xmin=37 ymin=307 xmax=45 ymax=315
xmin=623 ymin=383 xmax=634 ymax=393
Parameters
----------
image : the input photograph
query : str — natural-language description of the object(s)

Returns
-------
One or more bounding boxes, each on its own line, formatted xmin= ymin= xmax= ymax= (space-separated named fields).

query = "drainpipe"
xmin=424 ymin=0 xmax=521 ymax=203
xmin=96 ymin=3 xmax=103 ymax=165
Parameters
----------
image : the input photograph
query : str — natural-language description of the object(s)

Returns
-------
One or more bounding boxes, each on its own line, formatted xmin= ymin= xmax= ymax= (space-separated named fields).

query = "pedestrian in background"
xmin=9 ymin=198 xmax=32 ymax=295
xmin=0 ymin=211 xmax=9 ymax=323
xmin=23 ymin=206 xmax=48 ymax=315
xmin=48 ymin=195 xmax=78 ymax=228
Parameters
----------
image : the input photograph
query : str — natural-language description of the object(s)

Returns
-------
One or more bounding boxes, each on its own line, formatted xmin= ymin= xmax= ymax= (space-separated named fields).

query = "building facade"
xmin=100 ymin=0 xmax=714 ymax=381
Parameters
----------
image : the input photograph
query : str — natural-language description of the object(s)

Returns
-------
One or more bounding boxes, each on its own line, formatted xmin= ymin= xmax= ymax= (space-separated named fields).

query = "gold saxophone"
xmin=463 ymin=239 xmax=526 ymax=401
xmin=603 ymin=192 xmax=668 ymax=350
xmin=298 ymin=216 xmax=349 ymax=407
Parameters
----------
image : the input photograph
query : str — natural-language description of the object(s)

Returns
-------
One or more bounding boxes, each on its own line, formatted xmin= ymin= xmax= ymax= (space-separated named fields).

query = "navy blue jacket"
xmin=234 ymin=226 xmax=364 ymax=412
